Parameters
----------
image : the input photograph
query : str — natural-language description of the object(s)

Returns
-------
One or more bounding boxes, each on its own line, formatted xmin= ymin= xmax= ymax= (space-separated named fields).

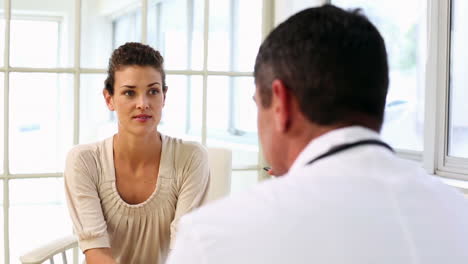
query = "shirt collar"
xmin=287 ymin=126 xmax=382 ymax=175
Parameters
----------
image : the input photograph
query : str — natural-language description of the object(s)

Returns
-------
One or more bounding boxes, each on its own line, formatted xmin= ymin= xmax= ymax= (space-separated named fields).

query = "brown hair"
xmin=104 ymin=42 xmax=167 ymax=95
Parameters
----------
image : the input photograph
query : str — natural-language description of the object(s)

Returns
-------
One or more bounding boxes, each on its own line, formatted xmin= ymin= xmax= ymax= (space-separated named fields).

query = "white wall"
xmin=12 ymin=0 xmax=72 ymax=14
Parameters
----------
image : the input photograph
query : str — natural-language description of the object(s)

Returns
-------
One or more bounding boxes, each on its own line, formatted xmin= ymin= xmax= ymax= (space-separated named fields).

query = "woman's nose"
xmin=136 ymin=96 xmax=150 ymax=110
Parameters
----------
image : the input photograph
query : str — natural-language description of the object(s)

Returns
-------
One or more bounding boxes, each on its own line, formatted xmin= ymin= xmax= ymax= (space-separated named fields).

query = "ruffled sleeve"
xmin=170 ymin=142 xmax=210 ymax=249
xmin=64 ymin=145 xmax=110 ymax=252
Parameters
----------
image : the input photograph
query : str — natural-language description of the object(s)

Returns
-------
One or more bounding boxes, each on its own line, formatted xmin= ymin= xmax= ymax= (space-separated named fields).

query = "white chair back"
xmin=204 ymin=147 xmax=232 ymax=203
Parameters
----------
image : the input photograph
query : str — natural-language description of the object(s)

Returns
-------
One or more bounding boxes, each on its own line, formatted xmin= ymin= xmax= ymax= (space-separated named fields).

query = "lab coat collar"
xmin=287 ymin=126 xmax=383 ymax=176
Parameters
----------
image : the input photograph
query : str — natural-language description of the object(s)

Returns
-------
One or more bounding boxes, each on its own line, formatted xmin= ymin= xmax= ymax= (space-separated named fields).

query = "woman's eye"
xmin=149 ymin=89 xmax=160 ymax=95
xmin=124 ymin=90 xmax=135 ymax=96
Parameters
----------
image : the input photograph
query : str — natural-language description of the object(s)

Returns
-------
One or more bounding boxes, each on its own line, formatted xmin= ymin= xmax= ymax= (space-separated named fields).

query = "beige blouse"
xmin=64 ymin=134 xmax=210 ymax=264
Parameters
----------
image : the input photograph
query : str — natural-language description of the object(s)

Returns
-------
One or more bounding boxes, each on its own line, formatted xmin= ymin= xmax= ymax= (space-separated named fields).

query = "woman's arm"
xmin=64 ymin=146 xmax=116 ymax=261
xmin=170 ymin=144 xmax=210 ymax=248
xmin=85 ymin=248 xmax=117 ymax=264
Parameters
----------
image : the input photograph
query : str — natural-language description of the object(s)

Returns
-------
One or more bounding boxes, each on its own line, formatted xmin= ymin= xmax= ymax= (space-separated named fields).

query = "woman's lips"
xmin=133 ymin=114 xmax=152 ymax=122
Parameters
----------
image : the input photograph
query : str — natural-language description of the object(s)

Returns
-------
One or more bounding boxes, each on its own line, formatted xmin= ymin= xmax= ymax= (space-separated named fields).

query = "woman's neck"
xmin=113 ymin=131 xmax=162 ymax=166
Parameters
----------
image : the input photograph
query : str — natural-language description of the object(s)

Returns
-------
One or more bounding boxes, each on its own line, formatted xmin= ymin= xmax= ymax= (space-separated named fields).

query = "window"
xmin=326 ymin=0 xmax=468 ymax=183
xmin=1 ymin=11 xmax=74 ymax=263
xmin=438 ymin=0 xmax=468 ymax=179
xmin=9 ymin=72 xmax=73 ymax=174
xmin=113 ymin=9 xmax=142 ymax=48
xmin=332 ymin=0 xmax=427 ymax=154
xmin=448 ymin=0 xmax=468 ymax=159
xmin=10 ymin=19 xmax=61 ymax=67
xmin=7 ymin=0 xmax=468 ymax=262
xmin=1 ymin=0 xmax=270 ymax=262
xmin=145 ymin=0 xmax=266 ymax=190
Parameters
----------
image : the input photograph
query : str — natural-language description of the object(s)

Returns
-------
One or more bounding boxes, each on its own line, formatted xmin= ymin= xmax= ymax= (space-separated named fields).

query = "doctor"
xmin=167 ymin=4 xmax=468 ymax=264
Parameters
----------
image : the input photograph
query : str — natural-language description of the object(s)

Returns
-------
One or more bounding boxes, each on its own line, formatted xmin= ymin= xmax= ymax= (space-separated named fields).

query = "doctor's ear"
xmin=103 ymin=89 xmax=115 ymax=111
xmin=271 ymin=79 xmax=291 ymax=133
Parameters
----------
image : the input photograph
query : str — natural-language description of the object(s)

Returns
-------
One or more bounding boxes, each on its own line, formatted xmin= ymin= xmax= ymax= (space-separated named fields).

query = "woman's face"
xmin=104 ymin=65 xmax=165 ymax=136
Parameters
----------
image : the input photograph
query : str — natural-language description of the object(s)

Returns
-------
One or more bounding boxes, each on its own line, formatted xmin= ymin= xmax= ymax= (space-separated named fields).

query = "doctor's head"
xmin=253 ymin=5 xmax=389 ymax=175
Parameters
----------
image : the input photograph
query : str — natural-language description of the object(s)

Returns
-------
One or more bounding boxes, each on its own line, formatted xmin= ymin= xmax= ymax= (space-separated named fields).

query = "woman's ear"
xmin=103 ymin=89 xmax=115 ymax=111
xmin=163 ymin=86 xmax=168 ymax=107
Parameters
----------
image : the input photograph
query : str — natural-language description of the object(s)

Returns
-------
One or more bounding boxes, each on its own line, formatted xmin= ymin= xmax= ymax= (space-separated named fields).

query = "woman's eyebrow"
xmin=148 ymin=82 xmax=161 ymax=87
xmin=120 ymin=85 xmax=136 ymax=89
xmin=119 ymin=82 xmax=161 ymax=88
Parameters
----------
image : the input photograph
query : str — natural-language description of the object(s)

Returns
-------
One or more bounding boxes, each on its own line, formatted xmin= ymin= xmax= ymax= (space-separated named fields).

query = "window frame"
xmin=328 ymin=0 xmax=427 ymax=162
xmin=143 ymin=0 xmax=267 ymax=171
xmin=431 ymin=0 xmax=468 ymax=182
xmin=4 ymin=0 xmax=467 ymax=262
xmin=0 ymin=0 xmax=273 ymax=263
xmin=1 ymin=8 xmax=71 ymax=264
xmin=112 ymin=10 xmax=140 ymax=48
xmin=326 ymin=0 xmax=468 ymax=185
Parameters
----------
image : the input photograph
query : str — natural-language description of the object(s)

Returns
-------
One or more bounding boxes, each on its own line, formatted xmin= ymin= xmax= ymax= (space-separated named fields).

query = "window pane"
xmin=332 ymin=0 xmax=426 ymax=151
xmin=149 ymin=0 xmax=187 ymax=69
xmin=10 ymin=178 xmax=72 ymax=264
xmin=80 ymin=74 xmax=117 ymax=144
xmin=81 ymin=0 xmax=140 ymax=68
xmin=148 ymin=0 xmax=204 ymax=70
xmin=159 ymin=75 xmax=202 ymax=142
xmin=230 ymin=170 xmax=258 ymax=195
xmin=0 ymin=73 xmax=3 ymax=174
xmin=207 ymin=76 xmax=258 ymax=169
xmin=113 ymin=9 xmax=141 ymax=49
xmin=191 ymin=0 xmax=205 ymax=70
xmin=208 ymin=0 xmax=262 ymax=71
xmin=11 ymin=0 xmax=75 ymax=67
xmin=233 ymin=77 xmax=257 ymax=133
xmin=9 ymin=73 xmax=73 ymax=174
xmin=448 ymin=0 xmax=468 ymax=158
xmin=235 ymin=0 xmax=262 ymax=72
xmin=207 ymin=0 xmax=230 ymax=71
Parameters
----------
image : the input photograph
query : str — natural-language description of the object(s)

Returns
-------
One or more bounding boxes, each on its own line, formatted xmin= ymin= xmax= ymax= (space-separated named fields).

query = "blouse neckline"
xmin=105 ymin=133 xmax=167 ymax=208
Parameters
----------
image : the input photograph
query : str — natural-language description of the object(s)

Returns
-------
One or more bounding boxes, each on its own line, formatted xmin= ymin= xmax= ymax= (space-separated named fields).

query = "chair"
xmin=19 ymin=236 xmax=80 ymax=264
xmin=204 ymin=147 xmax=232 ymax=203
xmin=19 ymin=147 xmax=232 ymax=264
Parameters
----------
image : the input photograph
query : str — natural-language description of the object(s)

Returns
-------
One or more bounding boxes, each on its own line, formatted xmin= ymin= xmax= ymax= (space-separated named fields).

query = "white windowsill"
xmin=437 ymin=176 xmax=468 ymax=195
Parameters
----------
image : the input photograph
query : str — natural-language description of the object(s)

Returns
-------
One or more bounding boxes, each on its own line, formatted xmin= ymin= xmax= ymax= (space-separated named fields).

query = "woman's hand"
xmin=85 ymin=248 xmax=117 ymax=264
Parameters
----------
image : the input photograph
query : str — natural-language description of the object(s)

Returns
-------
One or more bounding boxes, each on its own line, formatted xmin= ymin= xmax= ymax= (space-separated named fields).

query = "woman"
xmin=64 ymin=42 xmax=210 ymax=264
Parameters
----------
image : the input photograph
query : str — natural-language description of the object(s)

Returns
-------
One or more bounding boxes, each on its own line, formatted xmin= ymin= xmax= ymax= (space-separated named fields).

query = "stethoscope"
xmin=263 ymin=139 xmax=394 ymax=174
xmin=306 ymin=139 xmax=394 ymax=166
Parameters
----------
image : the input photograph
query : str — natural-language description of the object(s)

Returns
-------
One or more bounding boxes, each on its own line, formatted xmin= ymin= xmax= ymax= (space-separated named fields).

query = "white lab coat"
xmin=167 ymin=126 xmax=468 ymax=264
